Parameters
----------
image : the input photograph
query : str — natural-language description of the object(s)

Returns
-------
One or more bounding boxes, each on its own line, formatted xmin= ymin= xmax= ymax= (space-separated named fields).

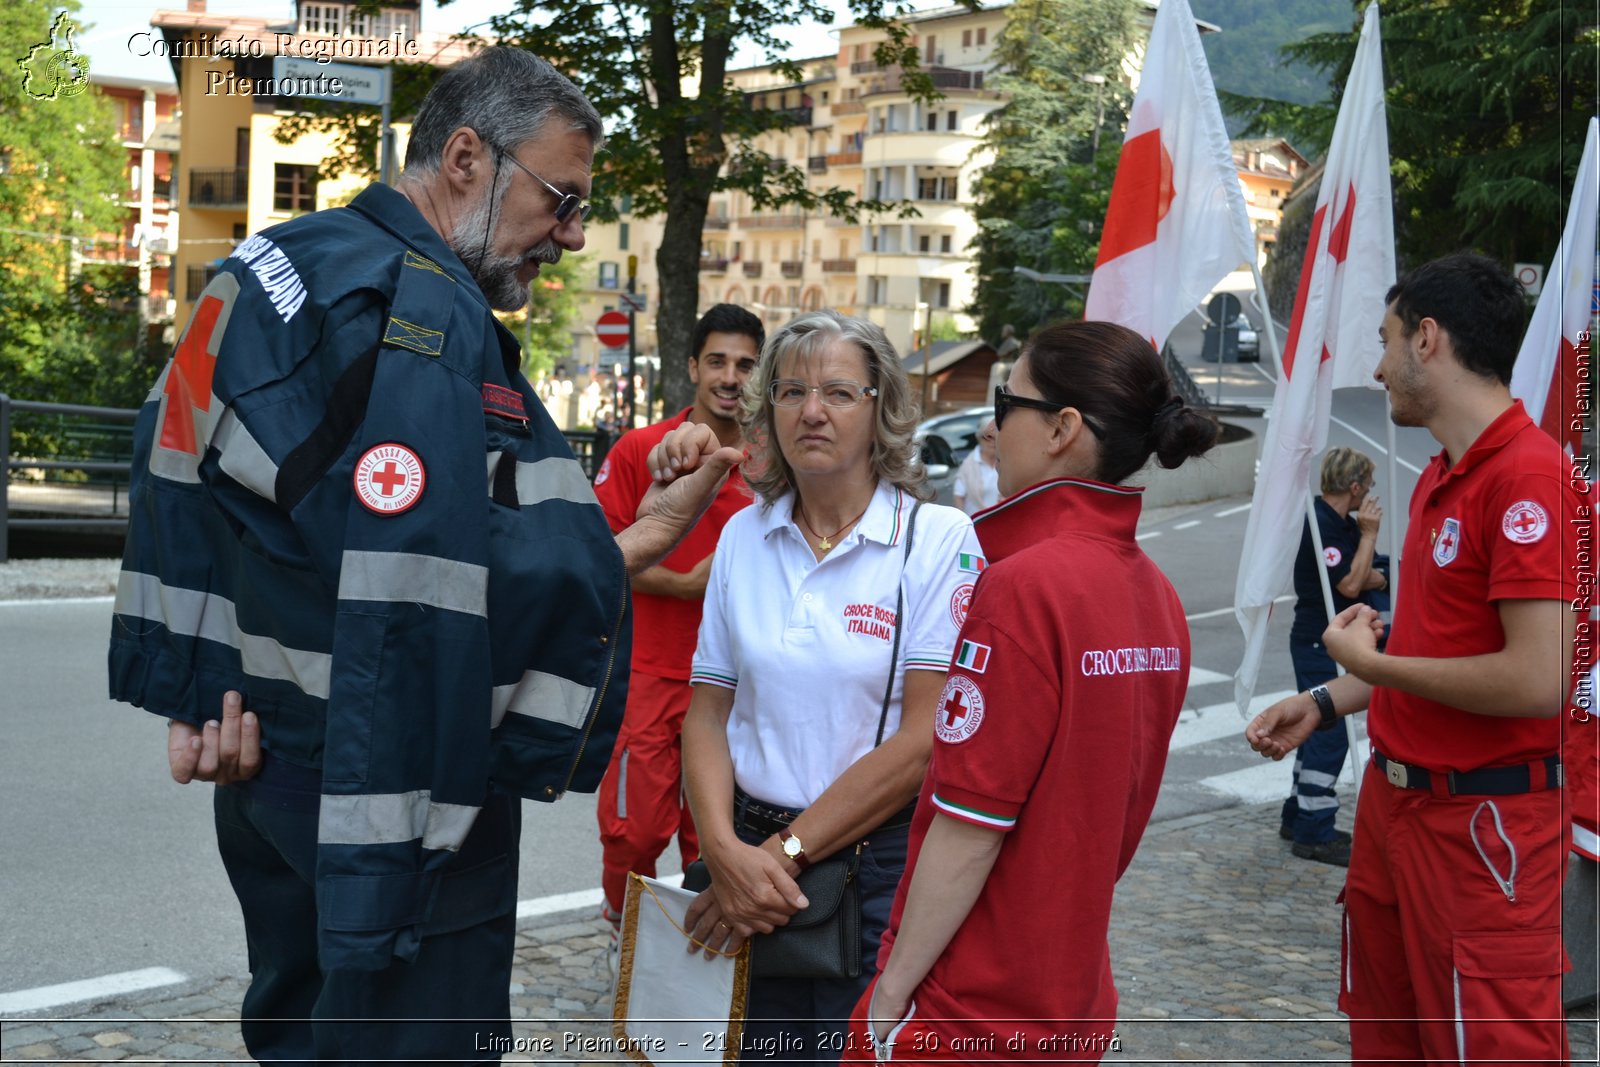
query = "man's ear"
xmin=687 ymin=355 xmax=700 ymax=384
xmin=440 ymin=126 xmax=488 ymax=194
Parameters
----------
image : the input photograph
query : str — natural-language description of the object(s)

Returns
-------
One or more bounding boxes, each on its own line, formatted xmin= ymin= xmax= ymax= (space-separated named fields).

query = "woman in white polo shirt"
xmin=669 ymin=310 xmax=978 ymax=1064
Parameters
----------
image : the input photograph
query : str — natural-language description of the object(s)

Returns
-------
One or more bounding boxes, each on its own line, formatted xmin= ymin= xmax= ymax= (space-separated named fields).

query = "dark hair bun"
xmin=1150 ymin=401 xmax=1219 ymax=470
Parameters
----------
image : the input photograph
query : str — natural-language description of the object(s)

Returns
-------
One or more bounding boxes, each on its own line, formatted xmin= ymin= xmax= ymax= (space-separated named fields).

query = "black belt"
xmin=1371 ymin=749 xmax=1562 ymax=797
xmin=733 ymin=786 xmax=916 ymax=839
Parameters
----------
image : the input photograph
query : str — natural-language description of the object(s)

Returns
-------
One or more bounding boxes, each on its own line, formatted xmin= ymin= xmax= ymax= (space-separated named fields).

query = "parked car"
xmin=914 ymin=405 xmax=994 ymax=505
xmin=1234 ymin=314 xmax=1260 ymax=361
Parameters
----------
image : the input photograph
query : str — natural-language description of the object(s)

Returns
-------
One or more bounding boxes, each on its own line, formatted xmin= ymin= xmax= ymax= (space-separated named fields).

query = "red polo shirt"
xmin=592 ymin=409 xmax=750 ymax=680
xmin=1370 ymin=402 xmax=1578 ymax=772
xmin=876 ymin=479 xmax=1189 ymax=1052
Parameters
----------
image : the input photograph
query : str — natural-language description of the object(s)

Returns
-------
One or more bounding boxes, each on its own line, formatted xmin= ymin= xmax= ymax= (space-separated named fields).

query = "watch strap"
xmin=1309 ymin=685 xmax=1338 ymax=731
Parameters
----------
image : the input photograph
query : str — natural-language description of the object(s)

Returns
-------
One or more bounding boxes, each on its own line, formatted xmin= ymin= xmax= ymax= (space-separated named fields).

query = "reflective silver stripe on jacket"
xmin=338 ymin=550 xmax=488 ymax=617
xmin=317 ymin=790 xmax=480 ymax=852
xmin=114 ymin=570 xmax=331 ymax=698
xmin=212 ymin=408 xmax=280 ymax=502
xmin=483 ymin=453 xmax=599 ymax=508
xmin=490 ymin=670 xmax=595 ymax=730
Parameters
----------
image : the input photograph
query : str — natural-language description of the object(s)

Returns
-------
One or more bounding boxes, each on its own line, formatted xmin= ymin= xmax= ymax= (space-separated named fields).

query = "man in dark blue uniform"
xmin=110 ymin=47 xmax=738 ymax=1064
xmin=1278 ymin=447 xmax=1387 ymax=865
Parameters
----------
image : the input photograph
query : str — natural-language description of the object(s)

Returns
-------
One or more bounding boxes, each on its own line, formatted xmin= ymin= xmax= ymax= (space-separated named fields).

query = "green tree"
xmin=278 ymin=2 xmax=973 ymax=412
xmin=1 ymin=0 xmax=136 ymax=405
xmin=1224 ymin=0 xmax=1597 ymax=270
xmin=969 ymin=0 xmax=1140 ymax=341
xmin=508 ymin=253 xmax=586 ymax=379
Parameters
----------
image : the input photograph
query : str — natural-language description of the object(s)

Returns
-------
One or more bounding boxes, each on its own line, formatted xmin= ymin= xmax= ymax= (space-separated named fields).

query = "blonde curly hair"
xmin=739 ymin=310 xmax=930 ymax=506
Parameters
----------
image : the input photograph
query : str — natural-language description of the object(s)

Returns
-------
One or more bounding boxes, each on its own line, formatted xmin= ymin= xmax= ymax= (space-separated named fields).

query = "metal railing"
xmin=2 ymin=393 xmax=615 ymax=562
xmin=188 ymin=167 xmax=248 ymax=209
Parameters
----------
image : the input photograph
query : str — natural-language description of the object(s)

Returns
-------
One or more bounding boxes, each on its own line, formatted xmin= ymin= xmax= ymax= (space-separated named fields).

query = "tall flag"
xmin=1234 ymin=2 xmax=1395 ymax=712
xmin=1083 ymin=0 xmax=1256 ymax=351
xmin=1510 ymin=116 xmax=1597 ymax=457
xmin=1510 ymin=116 xmax=1600 ymax=861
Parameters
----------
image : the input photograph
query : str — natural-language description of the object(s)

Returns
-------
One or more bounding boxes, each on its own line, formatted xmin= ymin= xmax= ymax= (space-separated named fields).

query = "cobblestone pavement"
xmin=2 ymin=803 xmax=1594 ymax=1064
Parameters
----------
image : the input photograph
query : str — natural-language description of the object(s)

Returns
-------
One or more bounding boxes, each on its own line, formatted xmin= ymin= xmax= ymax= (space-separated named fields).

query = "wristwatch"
xmin=778 ymin=828 xmax=810 ymax=872
xmin=1309 ymin=685 xmax=1339 ymax=731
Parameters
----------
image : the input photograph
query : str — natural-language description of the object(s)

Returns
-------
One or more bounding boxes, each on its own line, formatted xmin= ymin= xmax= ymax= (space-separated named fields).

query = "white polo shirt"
xmin=690 ymin=480 xmax=981 ymax=809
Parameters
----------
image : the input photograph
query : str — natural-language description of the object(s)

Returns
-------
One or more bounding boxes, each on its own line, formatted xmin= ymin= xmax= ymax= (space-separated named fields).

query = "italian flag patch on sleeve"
xmin=954 ymin=639 xmax=990 ymax=673
xmin=958 ymin=553 xmax=987 ymax=574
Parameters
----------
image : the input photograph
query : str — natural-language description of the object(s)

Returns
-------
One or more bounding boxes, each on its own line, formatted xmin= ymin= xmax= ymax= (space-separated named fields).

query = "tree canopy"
xmin=968 ymin=0 xmax=1139 ymax=341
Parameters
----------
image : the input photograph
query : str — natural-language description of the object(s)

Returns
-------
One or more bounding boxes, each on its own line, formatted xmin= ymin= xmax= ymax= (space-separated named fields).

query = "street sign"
xmin=1205 ymin=292 xmax=1242 ymax=327
xmin=618 ymin=291 xmax=646 ymax=313
xmin=270 ymin=57 xmax=389 ymax=106
xmin=596 ymin=310 xmax=630 ymax=349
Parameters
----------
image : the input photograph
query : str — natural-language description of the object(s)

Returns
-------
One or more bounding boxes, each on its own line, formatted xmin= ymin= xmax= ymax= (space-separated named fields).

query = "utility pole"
xmin=626 ymin=254 xmax=638 ymax=429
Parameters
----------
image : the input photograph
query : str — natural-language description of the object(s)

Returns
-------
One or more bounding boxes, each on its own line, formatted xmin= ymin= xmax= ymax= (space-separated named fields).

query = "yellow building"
xmin=152 ymin=0 xmax=472 ymax=326
xmin=1233 ymin=137 xmax=1309 ymax=269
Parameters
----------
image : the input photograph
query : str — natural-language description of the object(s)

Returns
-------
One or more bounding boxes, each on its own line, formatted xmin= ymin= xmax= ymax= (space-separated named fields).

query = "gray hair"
xmin=403 ymin=47 xmax=603 ymax=178
xmin=740 ymin=310 xmax=930 ymax=505
xmin=1320 ymin=446 xmax=1375 ymax=495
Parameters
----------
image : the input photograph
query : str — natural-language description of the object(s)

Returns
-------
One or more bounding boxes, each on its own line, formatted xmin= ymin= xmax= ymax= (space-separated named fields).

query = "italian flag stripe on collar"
xmin=932 ymin=792 xmax=1015 ymax=829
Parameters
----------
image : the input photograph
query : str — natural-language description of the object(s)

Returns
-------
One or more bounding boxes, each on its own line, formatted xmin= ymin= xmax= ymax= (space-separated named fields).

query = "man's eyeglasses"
xmin=494 ymin=146 xmax=592 ymax=223
xmin=993 ymin=385 xmax=1105 ymax=438
xmin=770 ymin=379 xmax=879 ymax=408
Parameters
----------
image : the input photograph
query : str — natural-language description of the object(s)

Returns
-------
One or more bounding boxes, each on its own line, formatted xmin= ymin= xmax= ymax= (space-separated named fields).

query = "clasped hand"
xmin=682 ymin=839 xmax=808 ymax=960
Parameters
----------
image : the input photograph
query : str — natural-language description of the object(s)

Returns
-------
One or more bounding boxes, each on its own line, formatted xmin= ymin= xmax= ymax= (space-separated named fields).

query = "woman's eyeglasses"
xmin=769 ymin=380 xmax=879 ymax=408
xmin=992 ymin=385 xmax=1105 ymax=438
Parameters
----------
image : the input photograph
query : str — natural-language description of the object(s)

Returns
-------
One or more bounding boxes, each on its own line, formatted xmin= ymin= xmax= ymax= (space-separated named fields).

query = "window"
xmin=733 ymin=241 xmax=743 ymax=260
xmin=919 ymin=235 xmax=930 ymax=253
xmin=619 ymin=222 xmax=630 ymax=250
xmin=821 ymin=91 xmax=830 ymax=104
xmin=273 ymin=164 xmax=318 ymax=213
xmin=937 ymin=281 xmax=951 ymax=307
xmin=977 ymin=27 xmax=987 ymax=45
xmin=599 ymin=262 xmax=619 ymax=289
xmin=962 ymin=29 xmax=972 ymax=47
xmin=947 ymin=110 xmax=958 ymax=131
xmin=347 ymin=8 xmax=373 ymax=36
xmin=301 ymin=3 xmax=341 ymax=35
xmin=620 ymin=192 xmax=633 ymax=213
xmin=924 ymin=35 xmax=936 ymax=62
xmin=927 ymin=112 xmax=939 ymax=132
xmin=939 ymin=234 xmax=950 ymax=253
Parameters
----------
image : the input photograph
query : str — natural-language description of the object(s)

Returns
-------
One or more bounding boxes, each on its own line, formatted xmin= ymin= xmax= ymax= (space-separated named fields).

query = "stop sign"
xmin=596 ymin=310 xmax=629 ymax=349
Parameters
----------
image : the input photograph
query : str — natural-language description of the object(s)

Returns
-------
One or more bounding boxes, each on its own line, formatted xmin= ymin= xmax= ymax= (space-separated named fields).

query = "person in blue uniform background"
xmin=1278 ymin=447 xmax=1387 ymax=866
xmin=110 ymin=47 xmax=738 ymax=1064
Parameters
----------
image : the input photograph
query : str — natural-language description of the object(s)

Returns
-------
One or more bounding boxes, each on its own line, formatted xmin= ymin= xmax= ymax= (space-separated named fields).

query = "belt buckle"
xmin=1386 ymin=760 xmax=1408 ymax=788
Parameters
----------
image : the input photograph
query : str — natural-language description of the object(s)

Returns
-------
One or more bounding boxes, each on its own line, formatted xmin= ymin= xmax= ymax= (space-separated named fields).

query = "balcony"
xmin=822 ymin=258 xmax=857 ymax=273
xmin=862 ymin=68 xmax=988 ymax=99
xmin=826 ymin=150 xmax=863 ymax=167
xmin=808 ymin=155 xmax=828 ymax=173
xmin=188 ymin=168 xmax=248 ymax=209
xmin=151 ymin=175 xmax=173 ymax=203
xmin=830 ymin=100 xmax=866 ymax=116
xmin=187 ymin=264 xmax=223 ymax=301
xmin=704 ymin=216 xmax=730 ymax=230
xmin=699 ymin=258 xmax=729 ymax=274
xmin=737 ymin=214 xmax=807 ymax=229
xmin=850 ymin=61 xmax=884 ymax=75
xmin=780 ymin=260 xmax=804 ymax=278
xmin=742 ymin=262 xmax=763 ymax=278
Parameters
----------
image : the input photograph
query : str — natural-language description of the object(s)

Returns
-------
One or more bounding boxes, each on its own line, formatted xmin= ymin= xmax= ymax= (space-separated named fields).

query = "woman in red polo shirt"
xmin=845 ymin=321 xmax=1218 ymax=1063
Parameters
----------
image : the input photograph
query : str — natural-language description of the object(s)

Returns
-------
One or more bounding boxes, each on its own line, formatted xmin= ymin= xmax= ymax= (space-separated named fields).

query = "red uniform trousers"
xmin=598 ymin=670 xmax=699 ymax=916
xmin=1341 ymin=763 xmax=1569 ymax=1065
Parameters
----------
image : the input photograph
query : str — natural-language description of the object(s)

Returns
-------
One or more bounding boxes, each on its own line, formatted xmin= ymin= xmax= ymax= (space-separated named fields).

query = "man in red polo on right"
xmin=1247 ymin=253 xmax=1578 ymax=1064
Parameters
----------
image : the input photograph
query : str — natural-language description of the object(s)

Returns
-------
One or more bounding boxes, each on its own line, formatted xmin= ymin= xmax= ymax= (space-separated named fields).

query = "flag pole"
xmin=1248 ymin=258 xmax=1366 ymax=795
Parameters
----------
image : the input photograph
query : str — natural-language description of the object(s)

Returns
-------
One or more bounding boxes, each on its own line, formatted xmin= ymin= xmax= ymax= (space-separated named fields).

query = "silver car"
xmin=914 ymin=405 xmax=994 ymax=505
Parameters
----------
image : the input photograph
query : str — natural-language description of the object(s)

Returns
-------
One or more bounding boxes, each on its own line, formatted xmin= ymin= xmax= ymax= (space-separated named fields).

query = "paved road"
xmin=0 ymin=353 xmax=1440 ymax=1014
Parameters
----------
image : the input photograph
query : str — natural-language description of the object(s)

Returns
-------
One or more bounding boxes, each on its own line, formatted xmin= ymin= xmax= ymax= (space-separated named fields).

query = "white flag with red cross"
xmin=1083 ymin=0 xmax=1257 ymax=351
xmin=1233 ymin=2 xmax=1395 ymax=713
xmin=1509 ymin=115 xmax=1600 ymax=860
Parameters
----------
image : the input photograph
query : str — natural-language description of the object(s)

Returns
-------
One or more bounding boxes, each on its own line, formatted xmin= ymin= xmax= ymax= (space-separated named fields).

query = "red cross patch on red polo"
xmin=1502 ymin=500 xmax=1548 ymax=545
xmin=1432 ymin=517 xmax=1461 ymax=567
xmin=354 ymin=443 xmax=426 ymax=515
xmin=935 ymin=674 xmax=985 ymax=744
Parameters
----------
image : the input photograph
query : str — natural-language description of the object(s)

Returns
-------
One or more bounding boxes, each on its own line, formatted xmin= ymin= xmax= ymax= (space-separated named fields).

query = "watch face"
xmin=783 ymin=836 xmax=802 ymax=858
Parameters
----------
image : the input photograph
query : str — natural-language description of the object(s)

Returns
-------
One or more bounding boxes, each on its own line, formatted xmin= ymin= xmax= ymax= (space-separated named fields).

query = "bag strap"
xmin=875 ymin=500 xmax=922 ymax=747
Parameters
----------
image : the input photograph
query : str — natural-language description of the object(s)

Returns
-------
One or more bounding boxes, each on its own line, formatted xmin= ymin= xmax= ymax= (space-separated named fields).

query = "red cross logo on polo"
xmin=354 ymin=443 xmax=426 ymax=515
xmin=1323 ymin=546 xmax=1343 ymax=568
xmin=935 ymin=674 xmax=985 ymax=744
xmin=950 ymin=582 xmax=974 ymax=629
xmin=1501 ymin=499 xmax=1549 ymax=544
xmin=1432 ymin=517 xmax=1461 ymax=567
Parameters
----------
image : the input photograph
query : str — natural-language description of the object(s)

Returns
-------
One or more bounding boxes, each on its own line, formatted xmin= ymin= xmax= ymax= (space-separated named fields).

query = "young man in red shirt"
xmin=593 ymin=303 xmax=762 ymax=953
xmin=1248 ymin=254 xmax=1579 ymax=1063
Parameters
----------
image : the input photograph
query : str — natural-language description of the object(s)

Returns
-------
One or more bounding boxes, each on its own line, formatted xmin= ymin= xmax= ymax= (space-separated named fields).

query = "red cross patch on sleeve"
xmin=1502 ymin=500 xmax=1549 ymax=544
xmin=354 ymin=443 xmax=426 ymax=515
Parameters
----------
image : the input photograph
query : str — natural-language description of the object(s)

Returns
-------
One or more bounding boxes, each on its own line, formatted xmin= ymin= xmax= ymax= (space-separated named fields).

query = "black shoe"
xmin=1291 ymin=837 xmax=1351 ymax=867
xmin=1279 ymin=823 xmax=1294 ymax=841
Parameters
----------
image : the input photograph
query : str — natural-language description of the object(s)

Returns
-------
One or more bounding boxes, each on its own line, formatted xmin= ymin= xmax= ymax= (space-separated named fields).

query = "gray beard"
xmin=449 ymin=186 xmax=563 ymax=313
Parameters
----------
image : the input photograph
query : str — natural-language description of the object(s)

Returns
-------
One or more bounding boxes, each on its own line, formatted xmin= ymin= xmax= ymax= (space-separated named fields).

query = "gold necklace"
xmin=796 ymin=500 xmax=871 ymax=553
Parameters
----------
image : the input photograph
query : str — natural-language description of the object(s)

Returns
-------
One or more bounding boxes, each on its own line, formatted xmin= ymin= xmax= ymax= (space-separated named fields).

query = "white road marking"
xmin=1198 ymin=739 xmax=1369 ymax=802
xmin=0 ymin=595 xmax=115 ymax=608
xmin=515 ymin=873 xmax=684 ymax=921
xmin=1170 ymin=690 xmax=1295 ymax=751
xmin=1214 ymin=503 xmax=1252 ymax=518
xmin=1135 ymin=531 xmax=1161 ymax=541
xmin=1174 ymin=520 xmax=1201 ymax=531
xmin=0 ymin=967 xmax=187 ymax=1014
xmin=1186 ymin=595 xmax=1293 ymax=622
xmin=1331 ymin=415 xmax=1425 ymax=476
xmin=1188 ymin=666 xmax=1231 ymax=687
